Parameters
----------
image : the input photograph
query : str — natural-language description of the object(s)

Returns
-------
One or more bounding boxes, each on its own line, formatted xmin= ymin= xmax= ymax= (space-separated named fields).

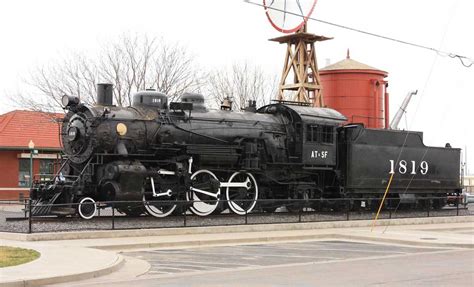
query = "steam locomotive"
xmin=30 ymin=83 xmax=461 ymax=219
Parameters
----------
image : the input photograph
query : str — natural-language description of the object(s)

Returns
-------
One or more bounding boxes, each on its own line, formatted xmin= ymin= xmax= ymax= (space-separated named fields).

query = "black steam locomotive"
xmin=30 ymin=84 xmax=461 ymax=219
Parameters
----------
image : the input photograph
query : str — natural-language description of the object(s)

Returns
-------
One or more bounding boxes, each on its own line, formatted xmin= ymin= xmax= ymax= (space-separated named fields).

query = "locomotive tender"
xmin=30 ymin=83 xmax=461 ymax=219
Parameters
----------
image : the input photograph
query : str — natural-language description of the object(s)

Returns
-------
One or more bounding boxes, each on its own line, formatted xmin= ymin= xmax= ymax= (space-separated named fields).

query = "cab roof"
xmin=257 ymin=103 xmax=347 ymax=125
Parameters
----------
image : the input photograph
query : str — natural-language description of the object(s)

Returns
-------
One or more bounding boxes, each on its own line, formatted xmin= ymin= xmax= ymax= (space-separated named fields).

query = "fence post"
xmin=24 ymin=198 xmax=27 ymax=219
xmin=28 ymin=198 xmax=32 ymax=234
xmin=456 ymin=195 xmax=459 ymax=216
xmin=298 ymin=201 xmax=302 ymax=223
xmin=183 ymin=201 xmax=187 ymax=227
xmin=346 ymin=199 xmax=350 ymax=221
xmin=426 ymin=198 xmax=430 ymax=217
xmin=111 ymin=202 xmax=115 ymax=230
xmin=245 ymin=205 xmax=248 ymax=225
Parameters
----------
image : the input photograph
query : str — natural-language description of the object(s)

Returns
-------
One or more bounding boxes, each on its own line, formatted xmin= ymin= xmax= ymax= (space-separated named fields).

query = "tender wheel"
xmin=416 ymin=196 xmax=430 ymax=210
xmin=385 ymin=195 xmax=400 ymax=210
xmin=432 ymin=197 xmax=447 ymax=210
xmin=187 ymin=170 xmax=221 ymax=216
xmin=78 ymin=197 xmax=97 ymax=220
xmin=226 ymin=172 xmax=258 ymax=215
xmin=369 ymin=197 xmax=385 ymax=211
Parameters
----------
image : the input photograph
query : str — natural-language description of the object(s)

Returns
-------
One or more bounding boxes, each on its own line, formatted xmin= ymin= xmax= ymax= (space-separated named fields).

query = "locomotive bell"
xmin=221 ymin=97 xmax=233 ymax=111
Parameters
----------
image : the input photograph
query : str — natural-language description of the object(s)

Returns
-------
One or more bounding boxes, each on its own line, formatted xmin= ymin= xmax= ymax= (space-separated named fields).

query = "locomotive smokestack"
xmin=97 ymin=83 xmax=114 ymax=106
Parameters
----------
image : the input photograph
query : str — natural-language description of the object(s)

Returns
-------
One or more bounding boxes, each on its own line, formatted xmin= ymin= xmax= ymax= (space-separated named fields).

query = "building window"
xmin=18 ymin=159 xmax=30 ymax=187
xmin=40 ymin=160 xmax=55 ymax=181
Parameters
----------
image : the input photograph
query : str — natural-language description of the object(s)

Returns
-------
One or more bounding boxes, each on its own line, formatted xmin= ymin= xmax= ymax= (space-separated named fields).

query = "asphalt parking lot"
xmin=126 ymin=241 xmax=442 ymax=277
xmin=73 ymin=240 xmax=469 ymax=287
xmin=43 ymin=222 xmax=474 ymax=287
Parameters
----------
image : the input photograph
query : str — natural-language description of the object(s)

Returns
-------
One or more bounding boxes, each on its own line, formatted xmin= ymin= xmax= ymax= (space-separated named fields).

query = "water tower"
xmin=320 ymin=50 xmax=390 ymax=129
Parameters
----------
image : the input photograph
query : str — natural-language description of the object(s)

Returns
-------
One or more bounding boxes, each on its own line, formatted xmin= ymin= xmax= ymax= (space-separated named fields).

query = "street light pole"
xmin=28 ymin=140 xmax=35 ymax=188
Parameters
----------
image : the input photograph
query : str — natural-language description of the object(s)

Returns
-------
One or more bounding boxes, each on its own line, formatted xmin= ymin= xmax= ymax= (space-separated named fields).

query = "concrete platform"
xmin=0 ymin=216 xmax=472 ymax=287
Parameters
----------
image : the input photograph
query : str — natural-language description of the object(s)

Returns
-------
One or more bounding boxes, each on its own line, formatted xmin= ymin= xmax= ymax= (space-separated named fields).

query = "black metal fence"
xmin=0 ymin=196 xmax=470 ymax=234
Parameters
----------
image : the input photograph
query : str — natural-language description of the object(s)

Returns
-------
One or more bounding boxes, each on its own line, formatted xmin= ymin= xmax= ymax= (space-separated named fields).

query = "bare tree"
xmin=12 ymin=34 xmax=202 ymax=111
xmin=11 ymin=52 xmax=98 ymax=112
xmin=152 ymin=42 xmax=202 ymax=102
xmin=205 ymin=62 xmax=278 ymax=111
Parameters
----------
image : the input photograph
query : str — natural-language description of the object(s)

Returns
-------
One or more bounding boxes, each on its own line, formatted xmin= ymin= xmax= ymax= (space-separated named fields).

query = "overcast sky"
xmin=0 ymin=0 xmax=472 ymax=172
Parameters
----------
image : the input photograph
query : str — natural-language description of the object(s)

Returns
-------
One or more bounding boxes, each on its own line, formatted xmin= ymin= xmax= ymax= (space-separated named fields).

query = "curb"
xmin=334 ymin=234 xmax=474 ymax=249
xmin=0 ymin=254 xmax=125 ymax=287
xmin=93 ymin=234 xmax=339 ymax=251
xmin=1 ymin=216 xmax=472 ymax=242
xmin=94 ymin=231 xmax=474 ymax=252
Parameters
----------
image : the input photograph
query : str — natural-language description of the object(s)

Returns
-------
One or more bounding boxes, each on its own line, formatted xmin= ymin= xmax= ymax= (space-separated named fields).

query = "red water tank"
xmin=320 ymin=51 xmax=389 ymax=129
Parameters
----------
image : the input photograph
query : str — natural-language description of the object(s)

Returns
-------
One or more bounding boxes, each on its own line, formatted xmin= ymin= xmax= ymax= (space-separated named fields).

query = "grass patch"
xmin=0 ymin=246 xmax=40 ymax=267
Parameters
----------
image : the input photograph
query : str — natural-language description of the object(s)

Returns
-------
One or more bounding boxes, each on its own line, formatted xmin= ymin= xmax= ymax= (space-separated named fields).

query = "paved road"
xmin=55 ymin=240 xmax=474 ymax=286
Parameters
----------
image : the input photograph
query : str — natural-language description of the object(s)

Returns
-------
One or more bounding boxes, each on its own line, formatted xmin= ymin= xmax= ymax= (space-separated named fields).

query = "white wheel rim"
xmin=187 ymin=169 xmax=220 ymax=216
xmin=143 ymin=194 xmax=177 ymax=218
xmin=226 ymin=172 xmax=258 ymax=215
xmin=78 ymin=197 xmax=96 ymax=220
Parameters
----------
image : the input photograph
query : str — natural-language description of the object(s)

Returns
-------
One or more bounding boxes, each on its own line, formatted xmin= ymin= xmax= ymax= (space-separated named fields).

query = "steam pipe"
xmin=390 ymin=90 xmax=417 ymax=130
xmin=384 ymin=90 xmax=390 ymax=129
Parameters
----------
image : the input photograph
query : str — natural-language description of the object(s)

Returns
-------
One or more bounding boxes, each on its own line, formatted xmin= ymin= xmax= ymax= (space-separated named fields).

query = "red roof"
xmin=0 ymin=110 xmax=64 ymax=149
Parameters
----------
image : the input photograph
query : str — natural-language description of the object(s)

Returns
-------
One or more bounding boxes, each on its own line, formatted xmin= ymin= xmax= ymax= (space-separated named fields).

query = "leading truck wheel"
xmin=78 ymin=197 xmax=97 ymax=220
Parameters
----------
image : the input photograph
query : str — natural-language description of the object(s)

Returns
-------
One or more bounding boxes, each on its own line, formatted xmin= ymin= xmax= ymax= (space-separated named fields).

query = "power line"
xmin=244 ymin=0 xmax=473 ymax=68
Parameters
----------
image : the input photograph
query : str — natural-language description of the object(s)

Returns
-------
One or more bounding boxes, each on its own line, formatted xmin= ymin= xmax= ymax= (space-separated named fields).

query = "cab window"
xmin=321 ymin=126 xmax=334 ymax=144
xmin=306 ymin=125 xmax=334 ymax=144
xmin=306 ymin=125 xmax=318 ymax=142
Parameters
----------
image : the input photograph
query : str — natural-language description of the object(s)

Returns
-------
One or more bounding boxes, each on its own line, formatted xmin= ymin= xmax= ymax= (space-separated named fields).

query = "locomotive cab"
xmin=258 ymin=103 xmax=346 ymax=167
xmin=303 ymin=121 xmax=338 ymax=167
xmin=132 ymin=90 xmax=168 ymax=110
xmin=295 ymin=107 xmax=346 ymax=167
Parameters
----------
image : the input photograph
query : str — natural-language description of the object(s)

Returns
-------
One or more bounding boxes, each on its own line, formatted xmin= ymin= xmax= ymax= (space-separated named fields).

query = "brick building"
xmin=0 ymin=110 xmax=63 ymax=200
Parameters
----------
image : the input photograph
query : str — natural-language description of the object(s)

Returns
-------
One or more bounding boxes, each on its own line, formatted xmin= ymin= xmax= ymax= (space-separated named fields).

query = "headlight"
xmin=116 ymin=123 xmax=127 ymax=136
xmin=61 ymin=95 xmax=79 ymax=108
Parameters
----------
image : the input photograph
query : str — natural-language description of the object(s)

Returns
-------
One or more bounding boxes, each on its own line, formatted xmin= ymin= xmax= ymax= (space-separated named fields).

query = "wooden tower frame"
xmin=270 ymin=25 xmax=331 ymax=107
